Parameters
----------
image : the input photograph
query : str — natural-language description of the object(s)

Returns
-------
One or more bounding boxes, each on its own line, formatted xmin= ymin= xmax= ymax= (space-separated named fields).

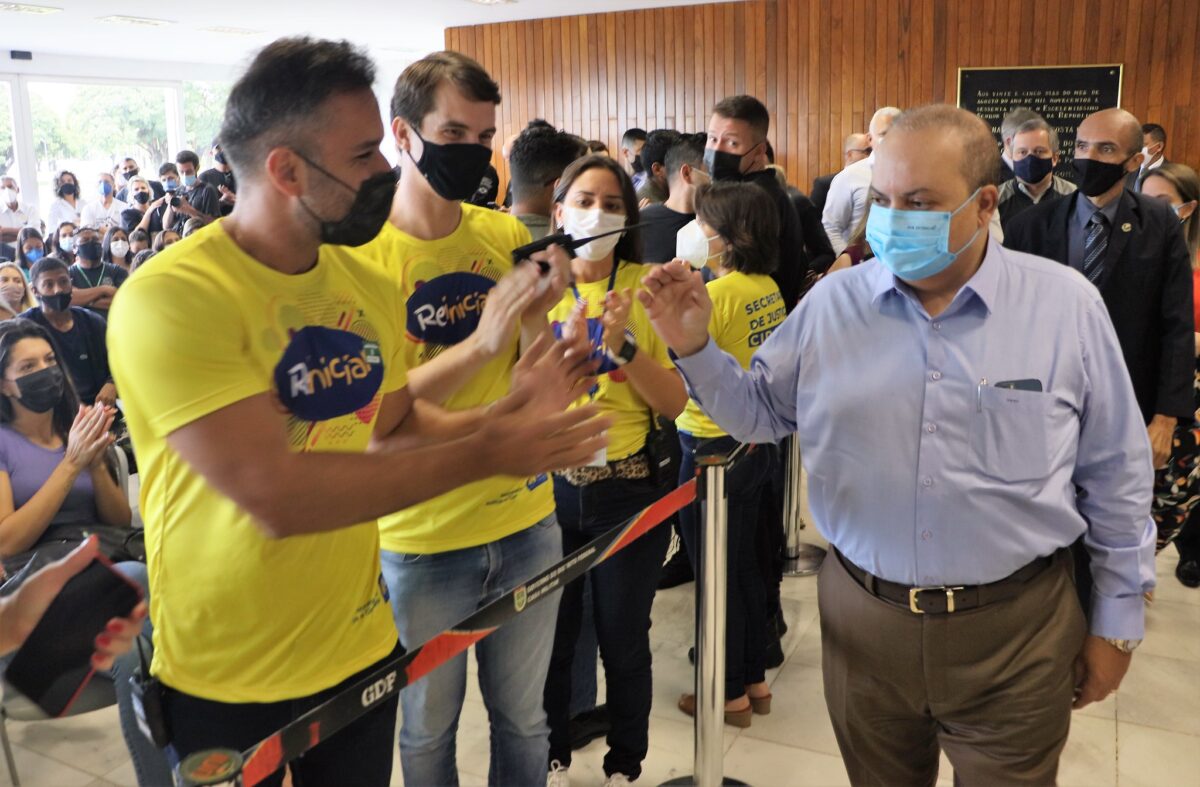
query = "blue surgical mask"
xmin=865 ymin=187 xmax=985 ymax=281
xmin=183 ymin=174 xmax=197 ymax=188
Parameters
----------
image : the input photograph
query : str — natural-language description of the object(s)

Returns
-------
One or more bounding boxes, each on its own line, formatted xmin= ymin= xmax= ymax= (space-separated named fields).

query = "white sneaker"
xmin=547 ymin=760 xmax=570 ymax=787
xmin=604 ymin=774 xmax=633 ymax=786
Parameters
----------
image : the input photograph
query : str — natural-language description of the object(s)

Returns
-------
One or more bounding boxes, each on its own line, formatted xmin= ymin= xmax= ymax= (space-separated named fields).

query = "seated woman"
xmin=103 ymin=225 xmax=133 ymax=272
xmin=151 ymin=228 xmax=181 ymax=252
xmin=50 ymin=221 xmax=77 ymax=266
xmin=14 ymin=227 xmax=45 ymax=282
xmin=0 ymin=318 xmax=129 ymax=559
xmin=673 ymin=181 xmax=786 ymax=727
xmin=0 ymin=262 xmax=36 ymax=320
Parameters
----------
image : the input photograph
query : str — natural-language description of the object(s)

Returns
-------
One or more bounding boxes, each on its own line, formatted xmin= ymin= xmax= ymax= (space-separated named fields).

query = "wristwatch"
xmin=1103 ymin=637 xmax=1142 ymax=654
xmin=612 ymin=332 xmax=638 ymax=366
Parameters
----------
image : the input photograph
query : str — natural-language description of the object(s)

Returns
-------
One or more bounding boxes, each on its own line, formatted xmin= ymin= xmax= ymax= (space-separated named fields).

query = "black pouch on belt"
xmin=129 ymin=640 xmax=171 ymax=749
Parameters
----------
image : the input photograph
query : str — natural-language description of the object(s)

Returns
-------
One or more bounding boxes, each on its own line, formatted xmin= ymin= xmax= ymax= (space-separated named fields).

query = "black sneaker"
xmin=1177 ymin=558 xmax=1200 ymax=588
xmin=658 ymin=549 xmax=694 ymax=589
xmin=569 ymin=705 xmax=610 ymax=750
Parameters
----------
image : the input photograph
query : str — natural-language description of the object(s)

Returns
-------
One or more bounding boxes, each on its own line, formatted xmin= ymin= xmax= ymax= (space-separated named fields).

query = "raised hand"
xmin=524 ymin=243 xmax=572 ymax=319
xmin=510 ymin=329 xmax=598 ymax=416
xmin=65 ymin=405 xmax=116 ymax=472
xmin=471 ymin=262 xmax=542 ymax=359
xmin=601 ymin=288 xmax=633 ymax=355
xmin=483 ymin=391 xmax=612 ymax=476
xmin=637 ymin=259 xmax=713 ymax=357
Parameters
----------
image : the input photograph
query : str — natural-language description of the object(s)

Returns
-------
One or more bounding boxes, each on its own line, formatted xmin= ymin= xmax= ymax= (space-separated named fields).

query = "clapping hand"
xmin=637 ymin=259 xmax=713 ymax=357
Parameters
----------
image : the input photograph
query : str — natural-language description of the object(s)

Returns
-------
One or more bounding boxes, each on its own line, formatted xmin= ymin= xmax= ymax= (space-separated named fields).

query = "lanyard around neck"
xmin=569 ymin=259 xmax=620 ymax=303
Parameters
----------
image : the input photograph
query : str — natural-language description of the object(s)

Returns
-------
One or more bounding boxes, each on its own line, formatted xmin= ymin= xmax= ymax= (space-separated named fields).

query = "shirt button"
xmin=921 ymin=530 xmax=933 ymax=541
xmin=930 ymin=371 xmax=942 ymax=381
xmin=922 ymin=476 xmax=934 ymax=487
xmin=925 ymin=423 xmax=937 ymax=434
xmin=932 ymin=321 xmax=942 ymax=331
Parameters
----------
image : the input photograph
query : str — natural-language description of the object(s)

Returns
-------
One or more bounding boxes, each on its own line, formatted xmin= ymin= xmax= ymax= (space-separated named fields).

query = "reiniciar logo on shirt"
xmin=273 ymin=325 xmax=383 ymax=422
xmin=405 ymin=272 xmax=496 ymax=346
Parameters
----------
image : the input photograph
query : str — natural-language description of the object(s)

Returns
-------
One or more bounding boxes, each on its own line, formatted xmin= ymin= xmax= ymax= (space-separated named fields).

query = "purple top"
xmin=0 ymin=425 xmax=97 ymax=526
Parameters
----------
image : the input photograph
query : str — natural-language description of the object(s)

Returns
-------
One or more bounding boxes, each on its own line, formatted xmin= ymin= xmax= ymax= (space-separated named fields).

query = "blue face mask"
xmin=25 ymin=248 xmax=43 ymax=264
xmin=98 ymin=181 xmax=114 ymax=198
xmin=182 ymin=174 xmax=197 ymax=188
xmin=865 ymin=187 xmax=985 ymax=282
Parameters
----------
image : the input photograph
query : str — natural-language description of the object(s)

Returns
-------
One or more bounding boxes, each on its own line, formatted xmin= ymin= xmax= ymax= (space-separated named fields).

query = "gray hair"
xmin=1001 ymin=108 xmax=1042 ymax=144
xmin=1013 ymin=118 xmax=1060 ymax=154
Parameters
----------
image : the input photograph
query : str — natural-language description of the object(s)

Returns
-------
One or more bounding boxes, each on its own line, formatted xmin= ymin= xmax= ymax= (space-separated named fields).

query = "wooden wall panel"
xmin=446 ymin=0 xmax=1200 ymax=193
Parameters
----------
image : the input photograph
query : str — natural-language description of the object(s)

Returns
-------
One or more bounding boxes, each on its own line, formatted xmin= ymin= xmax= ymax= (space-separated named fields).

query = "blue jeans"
xmin=381 ymin=514 xmax=562 ymax=787
xmin=111 ymin=561 xmax=175 ymax=787
xmin=545 ymin=474 xmax=671 ymax=779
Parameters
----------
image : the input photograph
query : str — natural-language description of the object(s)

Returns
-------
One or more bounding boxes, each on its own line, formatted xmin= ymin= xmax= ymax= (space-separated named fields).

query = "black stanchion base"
xmin=660 ymin=776 xmax=750 ymax=786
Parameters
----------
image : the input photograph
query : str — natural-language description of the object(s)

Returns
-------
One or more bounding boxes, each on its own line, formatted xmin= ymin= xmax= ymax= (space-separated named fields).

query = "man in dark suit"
xmin=998 ymin=108 xmax=1041 ymax=185
xmin=1126 ymin=122 xmax=1168 ymax=193
xmin=810 ymin=132 xmax=870 ymax=214
xmin=1006 ymin=108 xmax=1194 ymax=469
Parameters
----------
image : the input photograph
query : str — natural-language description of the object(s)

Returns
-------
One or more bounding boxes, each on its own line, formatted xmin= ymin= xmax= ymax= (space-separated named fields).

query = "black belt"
xmin=834 ymin=547 xmax=1060 ymax=614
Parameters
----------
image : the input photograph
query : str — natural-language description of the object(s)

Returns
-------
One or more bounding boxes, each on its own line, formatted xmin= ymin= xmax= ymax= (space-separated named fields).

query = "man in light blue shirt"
xmin=640 ymin=105 xmax=1155 ymax=786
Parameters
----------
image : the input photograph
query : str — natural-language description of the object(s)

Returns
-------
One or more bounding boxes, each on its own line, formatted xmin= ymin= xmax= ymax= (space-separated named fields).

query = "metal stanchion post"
xmin=663 ymin=449 xmax=747 ymax=787
xmin=780 ymin=434 xmax=826 ymax=576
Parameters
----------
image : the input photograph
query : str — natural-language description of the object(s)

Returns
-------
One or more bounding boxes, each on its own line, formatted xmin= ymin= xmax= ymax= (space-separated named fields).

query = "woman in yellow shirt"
xmin=673 ymin=181 xmax=786 ymax=727
xmin=543 ymin=155 xmax=688 ymax=785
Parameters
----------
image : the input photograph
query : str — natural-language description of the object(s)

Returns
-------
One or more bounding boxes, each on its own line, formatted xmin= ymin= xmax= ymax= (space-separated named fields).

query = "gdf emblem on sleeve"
xmin=514 ymin=585 xmax=527 ymax=612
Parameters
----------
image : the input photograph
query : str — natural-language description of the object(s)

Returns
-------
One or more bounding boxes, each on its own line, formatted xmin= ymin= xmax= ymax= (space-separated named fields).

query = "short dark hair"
xmin=621 ymin=128 xmax=647 ymax=148
xmin=509 ymin=127 xmax=588 ymax=202
xmin=220 ymin=37 xmax=377 ymax=179
xmin=553 ymin=155 xmax=642 ymax=263
xmin=764 ymin=140 xmax=775 ymax=163
xmin=641 ymin=129 xmax=682 ymax=172
xmin=586 ymin=140 xmax=608 ymax=154
xmin=159 ymin=162 xmax=180 ymax=178
xmin=664 ymin=135 xmax=706 ymax=183
xmin=693 ymin=181 xmax=779 ymax=275
xmin=30 ymin=255 xmax=70 ymax=284
xmin=129 ymin=229 xmax=149 ymax=244
xmin=53 ymin=170 xmax=77 ymax=191
xmin=390 ymin=50 xmax=500 ymax=128
xmin=1143 ymin=123 xmax=1166 ymax=146
xmin=712 ymin=95 xmax=770 ymax=142
xmin=525 ymin=118 xmax=554 ymax=132
xmin=176 ymin=149 xmax=201 ymax=168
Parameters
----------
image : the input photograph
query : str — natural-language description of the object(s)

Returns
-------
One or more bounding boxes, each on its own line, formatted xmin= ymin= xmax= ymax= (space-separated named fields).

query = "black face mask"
xmin=704 ymin=146 xmax=756 ymax=182
xmin=214 ymin=151 xmax=227 ymax=166
xmin=13 ymin=365 xmax=65 ymax=414
xmin=76 ymin=240 xmax=102 ymax=262
xmin=408 ymin=129 xmax=494 ymax=202
xmin=1014 ymin=155 xmax=1056 ymax=185
xmin=133 ymin=191 xmax=151 ymax=205
xmin=1072 ymin=155 xmax=1134 ymax=197
xmin=632 ymin=153 xmax=645 ymax=174
xmin=58 ymin=183 xmax=77 ymax=198
xmin=124 ymin=168 xmax=139 ymax=180
xmin=38 ymin=291 xmax=72 ymax=312
xmin=294 ymin=152 xmax=398 ymax=247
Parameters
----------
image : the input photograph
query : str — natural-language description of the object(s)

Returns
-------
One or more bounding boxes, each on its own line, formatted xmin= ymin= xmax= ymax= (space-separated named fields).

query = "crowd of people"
xmin=0 ymin=33 xmax=1197 ymax=787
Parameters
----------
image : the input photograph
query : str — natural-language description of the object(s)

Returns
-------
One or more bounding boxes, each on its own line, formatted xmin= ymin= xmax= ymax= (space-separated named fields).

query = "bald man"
xmin=821 ymin=107 xmax=902 ymax=253
xmin=642 ymin=104 xmax=1155 ymax=784
xmin=1006 ymin=108 xmax=1194 ymax=465
xmin=809 ymin=132 xmax=872 ymax=214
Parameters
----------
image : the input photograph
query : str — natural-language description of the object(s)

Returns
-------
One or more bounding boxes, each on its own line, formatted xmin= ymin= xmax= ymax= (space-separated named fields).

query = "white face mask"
xmin=675 ymin=219 xmax=722 ymax=269
xmin=560 ymin=206 xmax=627 ymax=262
xmin=1 ymin=188 xmax=16 ymax=206
xmin=0 ymin=283 xmax=23 ymax=306
xmin=110 ymin=240 xmax=130 ymax=258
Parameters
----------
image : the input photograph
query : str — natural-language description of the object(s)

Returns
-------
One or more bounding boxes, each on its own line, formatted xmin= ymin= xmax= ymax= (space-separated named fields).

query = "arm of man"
xmin=796 ymin=195 xmax=836 ymax=274
xmin=1153 ymin=226 xmax=1195 ymax=421
xmin=820 ymin=171 xmax=853 ymax=255
xmin=639 ymin=260 xmax=800 ymax=444
xmin=1071 ymin=296 xmax=1157 ymax=705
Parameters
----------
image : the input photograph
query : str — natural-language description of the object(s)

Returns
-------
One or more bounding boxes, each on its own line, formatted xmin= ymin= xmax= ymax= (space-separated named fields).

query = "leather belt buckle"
xmin=908 ymin=586 xmax=965 ymax=614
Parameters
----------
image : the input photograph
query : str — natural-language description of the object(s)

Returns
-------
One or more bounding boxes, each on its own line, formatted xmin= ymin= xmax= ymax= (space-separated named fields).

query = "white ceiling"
xmin=0 ymin=0 xmax=732 ymax=69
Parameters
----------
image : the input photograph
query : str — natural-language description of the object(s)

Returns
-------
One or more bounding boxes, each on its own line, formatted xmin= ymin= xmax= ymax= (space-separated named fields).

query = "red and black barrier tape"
xmin=178 ymin=478 xmax=698 ymax=787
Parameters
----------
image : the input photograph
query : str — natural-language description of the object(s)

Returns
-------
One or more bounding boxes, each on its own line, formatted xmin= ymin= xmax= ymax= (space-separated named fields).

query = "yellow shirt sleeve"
xmin=109 ymin=273 xmax=266 ymax=439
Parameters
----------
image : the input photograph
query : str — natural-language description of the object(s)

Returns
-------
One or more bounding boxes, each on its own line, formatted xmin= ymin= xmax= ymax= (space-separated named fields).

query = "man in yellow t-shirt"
xmin=107 ymin=39 xmax=607 ymax=786
xmin=361 ymin=52 xmax=572 ymax=787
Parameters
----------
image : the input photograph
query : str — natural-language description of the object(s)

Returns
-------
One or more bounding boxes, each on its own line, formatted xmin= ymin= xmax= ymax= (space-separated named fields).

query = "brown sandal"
xmin=748 ymin=694 xmax=772 ymax=715
xmin=678 ymin=693 xmax=753 ymax=728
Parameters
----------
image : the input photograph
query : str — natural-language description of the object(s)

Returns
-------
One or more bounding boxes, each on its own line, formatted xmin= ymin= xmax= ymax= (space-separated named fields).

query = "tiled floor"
xmin=3 ymin=542 xmax=1198 ymax=786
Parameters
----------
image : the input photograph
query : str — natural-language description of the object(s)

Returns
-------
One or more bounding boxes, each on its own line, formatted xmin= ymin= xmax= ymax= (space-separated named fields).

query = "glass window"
xmin=0 ymin=80 xmax=13 ymax=178
xmin=27 ymin=80 xmax=171 ymax=217
xmin=183 ymin=81 xmax=231 ymax=168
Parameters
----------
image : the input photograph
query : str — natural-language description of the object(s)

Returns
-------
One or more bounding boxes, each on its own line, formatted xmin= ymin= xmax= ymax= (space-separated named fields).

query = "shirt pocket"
xmin=968 ymin=385 xmax=1054 ymax=483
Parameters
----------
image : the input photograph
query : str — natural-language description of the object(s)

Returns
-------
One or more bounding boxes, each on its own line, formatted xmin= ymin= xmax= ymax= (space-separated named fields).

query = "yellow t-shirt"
xmin=676 ymin=272 xmax=785 ymax=438
xmin=361 ymin=203 xmax=555 ymax=554
xmin=107 ymin=222 xmax=404 ymax=703
xmin=547 ymin=261 xmax=674 ymax=460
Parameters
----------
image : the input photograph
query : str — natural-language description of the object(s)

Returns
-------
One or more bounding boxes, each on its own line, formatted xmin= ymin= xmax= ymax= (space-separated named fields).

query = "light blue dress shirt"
xmin=674 ymin=239 xmax=1156 ymax=639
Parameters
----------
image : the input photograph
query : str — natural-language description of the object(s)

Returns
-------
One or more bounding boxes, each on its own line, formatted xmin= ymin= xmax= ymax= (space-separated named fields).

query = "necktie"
xmin=1083 ymin=211 xmax=1109 ymax=283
